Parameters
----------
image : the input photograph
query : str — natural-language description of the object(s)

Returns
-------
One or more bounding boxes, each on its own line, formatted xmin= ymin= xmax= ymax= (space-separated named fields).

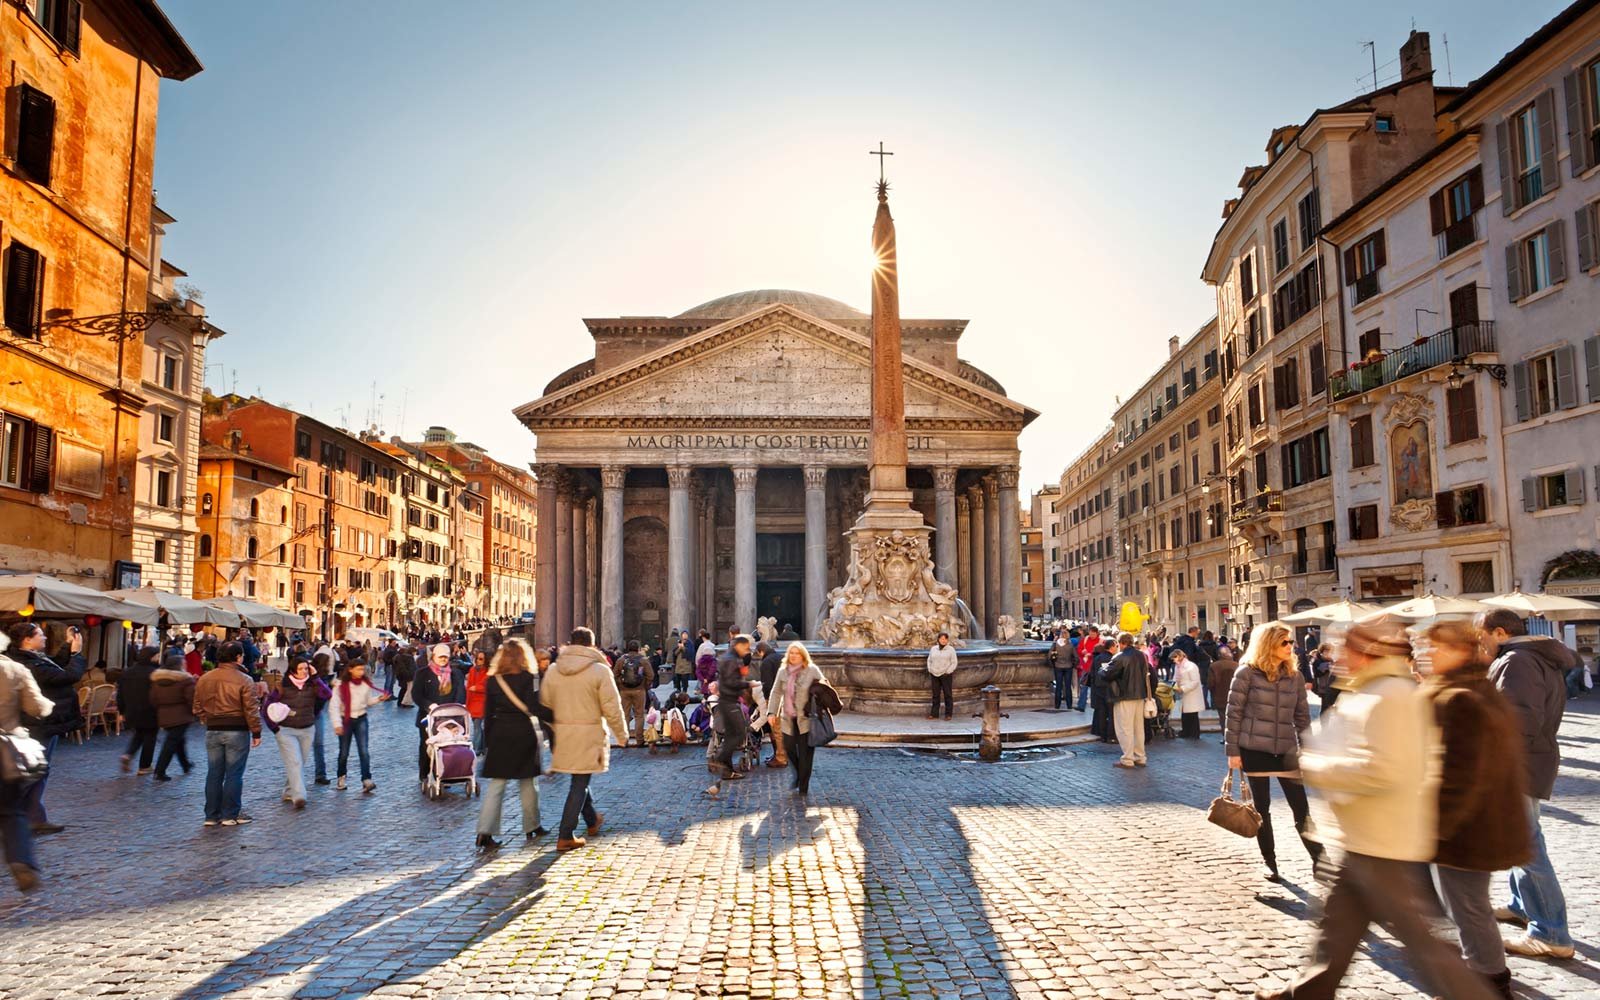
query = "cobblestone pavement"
xmin=3 ymin=697 xmax=1598 ymax=1000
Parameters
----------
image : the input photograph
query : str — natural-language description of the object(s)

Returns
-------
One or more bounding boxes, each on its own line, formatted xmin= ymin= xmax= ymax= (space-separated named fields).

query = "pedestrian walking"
xmin=1478 ymin=608 xmax=1578 ymax=959
xmin=766 ymin=642 xmax=828 ymax=797
xmin=1225 ymin=622 xmax=1322 ymax=882
xmin=328 ymin=658 xmax=384 ymax=791
xmin=261 ymin=657 xmax=330 ymax=810
xmin=412 ymin=643 xmax=465 ymax=783
xmin=757 ymin=641 xmax=787 ymax=768
xmin=192 ymin=642 xmax=261 ymax=827
xmin=393 ymin=644 xmax=417 ymax=707
xmin=926 ymin=632 xmax=957 ymax=720
xmin=1257 ymin=621 xmax=1495 ymax=1000
xmin=465 ymin=650 xmax=490 ymax=751
xmin=541 ymin=628 xmax=628 ymax=852
xmin=0 ymin=630 xmax=54 ymax=892
xmin=1209 ymin=642 xmax=1238 ymax=738
xmin=706 ymin=634 xmax=754 ymax=796
xmin=6 ymin=621 xmax=84 ymax=836
xmin=1420 ymin=620 xmax=1531 ymax=1000
xmin=613 ymin=640 xmax=654 ymax=746
xmin=1310 ymin=642 xmax=1339 ymax=713
xmin=308 ymin=649 xmax=335 ymax=787
xmin=1102 ymin=632 xmax=1150 ymax=768
xmin=117 ymin=645 xmax=160 ymax=775
xmin=1172 ymin=648 xmax=1203 ymax=738
xmin=474 ymin=638 xmax=553 ymax=850
xmin=148 ymin=652 xmax=196 ymax=780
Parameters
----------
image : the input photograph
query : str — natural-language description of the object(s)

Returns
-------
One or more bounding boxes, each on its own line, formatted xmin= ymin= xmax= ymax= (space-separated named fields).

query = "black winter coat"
xmin=1491 ymin=636 xmax=1576 ymax=799
xmin=479 ymin=672 xmax=554 ymax=780
xmin=118 ymin=655 xmax=159 ymax=729
xmin=393 ymin=650 xmax=417 ymax=684
xmin=16 ymin=648 xmax=86 ymax=737
xmin=413 ymin=665 xmax=465 ymax=726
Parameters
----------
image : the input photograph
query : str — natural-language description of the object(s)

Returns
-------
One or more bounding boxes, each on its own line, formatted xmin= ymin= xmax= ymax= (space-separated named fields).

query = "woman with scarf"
xmin=260 ymin=657 xmax=331 ymax=810
xmin=330 ymin=658 xmax=388 ymax=792
xmin=474 ymin=638 xmax=553 ymax=850
xmin=412 ymin=643 xmax=464 ymax=783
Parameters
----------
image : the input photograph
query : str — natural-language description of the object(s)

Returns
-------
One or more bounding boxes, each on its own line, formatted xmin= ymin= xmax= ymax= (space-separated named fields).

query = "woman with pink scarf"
xmin=411 ymin=643 xmax=464 ymax=782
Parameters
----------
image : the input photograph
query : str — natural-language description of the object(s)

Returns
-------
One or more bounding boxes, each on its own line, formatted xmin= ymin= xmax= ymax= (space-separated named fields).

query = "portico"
xmin=516 ymin=290 xmax=1036 ymax=648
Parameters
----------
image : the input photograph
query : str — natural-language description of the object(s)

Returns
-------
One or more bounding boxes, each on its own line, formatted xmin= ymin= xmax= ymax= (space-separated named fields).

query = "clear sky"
xmin=152 ymin=0 xmax=1570 ymax=495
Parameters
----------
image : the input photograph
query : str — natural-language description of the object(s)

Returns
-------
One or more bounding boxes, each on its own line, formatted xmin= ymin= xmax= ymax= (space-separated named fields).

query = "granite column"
xmin=933 ymin=467 xmax=958 ymax=588
xmin=803 ymin=465 xmax=828 ymax=638
xmin=982 ymin=475 xmax=1000 ymax=637
xmin=667 ymin=466 xmax=693 ymax=641
xmin=997 ymin=466 xmax=1022 ymax=627
xmin=966 ymin=484 xmax=987 ymax=638
xmin=534 ymin=466 xmax=559 ymax=648
xmin=733 ymin=465 xmax=757 ymax=632
xmin=600 ymin=466 xmax=625 ymax=648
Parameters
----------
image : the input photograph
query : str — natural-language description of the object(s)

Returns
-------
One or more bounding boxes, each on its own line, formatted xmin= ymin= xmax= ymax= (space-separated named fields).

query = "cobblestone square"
xmin=2 ymin=699 xmax=1597 ymax=1000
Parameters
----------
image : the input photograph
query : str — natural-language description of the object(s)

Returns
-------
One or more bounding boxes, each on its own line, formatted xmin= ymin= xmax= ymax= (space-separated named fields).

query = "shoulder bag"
xmin=0 ymin=729 xmax=48 ymax=787
xmin=494 ymin=675 xmax=549 ymax=760
xmin=806 ymin=683 xmax=838 ymax=748
xmin=1206 ymin=768 xmax=1262 ymax=838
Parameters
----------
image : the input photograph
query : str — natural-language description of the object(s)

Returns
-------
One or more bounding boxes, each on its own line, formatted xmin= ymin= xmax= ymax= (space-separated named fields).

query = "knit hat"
xmin=161 ymin=650 xmax=185 ymax=671
xmin=1343 ymin=620 xmax=1411 ymax=659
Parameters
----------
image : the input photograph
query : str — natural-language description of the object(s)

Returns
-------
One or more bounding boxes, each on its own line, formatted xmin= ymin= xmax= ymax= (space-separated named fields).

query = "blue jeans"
xmin=1075 ymin=673 xmax=1090 ymax=711
xmin=0 ymin=780 xmax=37 ymax=873
xmin=204 ymin=730 xmax=252 ymax=822
xmin=1052 ymin=668 xmax=1073 ymax=708
xmin=312 ymin=711 xmax=328 ymax=781
xmin=337 ymin=715 xmax=371 ymax=781
xmin=559 ymin=773 xmax=598 ymax=839
xmin=471 ymin=717 xmax=485 ymax=752
xmin=1507 ymin=796 xmax=1570 ymax=946
xmin=22 ymin=734 xmax=58 ymax=825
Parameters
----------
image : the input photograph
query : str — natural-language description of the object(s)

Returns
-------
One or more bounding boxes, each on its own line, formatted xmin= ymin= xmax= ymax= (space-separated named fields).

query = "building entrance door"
xmin=756 ymin=532 xmax=805 ymax=632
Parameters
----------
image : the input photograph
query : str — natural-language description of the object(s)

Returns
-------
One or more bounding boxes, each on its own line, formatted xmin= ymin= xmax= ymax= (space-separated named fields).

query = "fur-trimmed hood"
xmin=150 ymin=668 xmax=191 ymax=684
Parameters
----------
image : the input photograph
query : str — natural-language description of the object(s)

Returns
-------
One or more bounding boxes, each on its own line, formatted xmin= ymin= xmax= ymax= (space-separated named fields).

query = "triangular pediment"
xmin=515 ymin=304 xmax=1031 ymax=430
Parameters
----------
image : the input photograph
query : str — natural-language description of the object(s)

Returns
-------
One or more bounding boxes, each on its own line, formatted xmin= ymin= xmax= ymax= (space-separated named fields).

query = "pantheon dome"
xmin=676 ymin=289 xmax=865 ymax=321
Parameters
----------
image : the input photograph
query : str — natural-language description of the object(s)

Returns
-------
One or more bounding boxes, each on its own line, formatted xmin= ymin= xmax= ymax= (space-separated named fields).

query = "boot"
xmin=1486 ymin=969 xmax=1512 ymax=1000
xmin=475 ymin=834 xmax=501 ymax=851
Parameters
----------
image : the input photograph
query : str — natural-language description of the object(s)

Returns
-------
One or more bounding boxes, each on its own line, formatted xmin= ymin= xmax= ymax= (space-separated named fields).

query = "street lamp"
xmin=1445 ymin=357 xmax=1508 ymax=390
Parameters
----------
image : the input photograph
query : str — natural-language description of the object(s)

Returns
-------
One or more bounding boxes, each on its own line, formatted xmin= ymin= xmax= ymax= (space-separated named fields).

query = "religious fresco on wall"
xmin=1390 ymin=421 xmax=1433 ymax=505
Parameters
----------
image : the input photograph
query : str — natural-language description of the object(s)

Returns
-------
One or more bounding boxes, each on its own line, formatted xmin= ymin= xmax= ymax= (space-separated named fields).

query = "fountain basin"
xmin=806 ymin=641 xmax=1053 ymax=716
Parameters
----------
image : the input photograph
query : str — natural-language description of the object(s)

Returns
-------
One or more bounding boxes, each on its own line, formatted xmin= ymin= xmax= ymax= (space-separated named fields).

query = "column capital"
xmin=600 ymin=465 xmax=627 ymax=490
xmin=732 ymin=465 xmax=758 ymax=492
xmin=981 ymin=474 xmax=999 ymax=499
xmin=996 ymin=465 xmax=1019 ymax=490
xmin=667 ymin=465 xmax=693 ymax=489
xmin=966 ymin=483 xmax=986 ymax=505
xmin=956 ymin=494 xmax=970 ymax=515
xmin=534 ymin=463 xmax=564 ymax=488
xmin=933 ymin=467 xmax=958 ymax=492
xmin=803 ymin=464 xmax=828 ymax=492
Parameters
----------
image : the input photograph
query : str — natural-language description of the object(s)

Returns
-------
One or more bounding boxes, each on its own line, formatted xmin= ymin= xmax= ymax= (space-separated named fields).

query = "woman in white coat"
xmin=767 ymin=642 xmax=826 ymax=797
xmin=1172 ymin=648 xmax=1204 ymax=739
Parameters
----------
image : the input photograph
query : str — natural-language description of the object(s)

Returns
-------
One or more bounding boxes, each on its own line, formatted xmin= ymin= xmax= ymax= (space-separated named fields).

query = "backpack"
xmin=619 ymin=654 xmax=646 ymax=689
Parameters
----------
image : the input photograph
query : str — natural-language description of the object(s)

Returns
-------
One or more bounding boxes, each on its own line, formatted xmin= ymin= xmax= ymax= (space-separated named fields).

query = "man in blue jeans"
xmin=1480 ymin=609 xmax=1576 ymax=959
xmin=191 ymin=642 xmax=262 ymax=827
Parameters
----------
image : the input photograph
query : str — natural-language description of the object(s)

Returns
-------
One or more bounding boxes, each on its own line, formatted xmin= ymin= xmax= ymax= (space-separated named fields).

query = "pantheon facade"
xmin=515 ymin=289 xmax=1037 ymax=650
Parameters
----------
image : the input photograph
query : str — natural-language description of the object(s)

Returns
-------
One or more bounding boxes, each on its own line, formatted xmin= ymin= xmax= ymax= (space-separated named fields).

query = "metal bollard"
xmin=972 ymin=684 xmax=1009 ymax=761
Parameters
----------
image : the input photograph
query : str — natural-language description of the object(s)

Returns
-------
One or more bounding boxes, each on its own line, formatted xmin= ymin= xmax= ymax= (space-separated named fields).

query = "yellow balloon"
xmin=1117 ymin=601 xmax=1146 ymax=634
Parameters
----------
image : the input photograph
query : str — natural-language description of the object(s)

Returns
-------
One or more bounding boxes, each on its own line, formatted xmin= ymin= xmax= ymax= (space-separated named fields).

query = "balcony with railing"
xmin=1330 ymin=321 xmax=1497 ymax=401
xmin=1438 ymin=214 xmax=1478 ymax=258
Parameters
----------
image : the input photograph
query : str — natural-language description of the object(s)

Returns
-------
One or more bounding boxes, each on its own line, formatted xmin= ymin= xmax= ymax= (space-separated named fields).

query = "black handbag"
xmin=0 ymin=730 xmax=49 ymax=786
xmin=806 ymin=691 xmax=838 ymax=748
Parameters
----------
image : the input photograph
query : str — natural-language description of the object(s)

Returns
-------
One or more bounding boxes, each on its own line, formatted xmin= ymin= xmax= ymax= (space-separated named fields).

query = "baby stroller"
xmin=424 ymin=704 xmax=479 ymax=799
xmin=1151 ymin=679 xmax=1177 ymax=740
xmin=704 ymin=695 xmax=759 ymax=776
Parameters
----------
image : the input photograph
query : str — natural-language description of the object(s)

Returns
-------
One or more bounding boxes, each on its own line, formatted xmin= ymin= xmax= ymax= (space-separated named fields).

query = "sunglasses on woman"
xmin=1279 ymin=639 xmax=1295 ymax=647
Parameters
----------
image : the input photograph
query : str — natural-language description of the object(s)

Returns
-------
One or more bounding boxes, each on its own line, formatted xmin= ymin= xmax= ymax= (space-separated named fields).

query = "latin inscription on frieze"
xmin=624 ymin=433 xmax=934 ymax=452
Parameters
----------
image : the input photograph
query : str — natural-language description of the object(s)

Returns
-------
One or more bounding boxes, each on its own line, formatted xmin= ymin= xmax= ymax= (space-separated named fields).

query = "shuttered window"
xmin=1513 ymin=347 xmax=1579 ymax=420
xmin=1523 ymin=470 xmax=1587 ymax=511
xmin=1498 ymin=90 xmax=1560 ymax=214
xmin=1445 ymin=384 xmax=1479 ymax=444
xmin=1272 ymin=218 xmax=1290 ymax=273
xmin=1577 ymin=201 xmax=1599 ymax=275
xmin=1348 ymin=504 xmax=1379 ymax=541
xmin=4 ymin=241 xmax=46 ymax=336
xmin=1350 ymin=415 xmax=1375 ymax=467
xmin=1309 ymin=343 xmax=1326 ymax=396
xmin=1247 ymin=382 xmax=1263 ymax=427
xmin=1562 ymin=62 xmax=1599 ymax=178
xmin=1 ymin=415 xmax=54 ymax=494
xmin=1436 ymin=484 xmax=1487 ymax=528
xmin=15 ymin=85 xmax=56 ymax=188
xmin=1297 ymin=190 xmax=1321 ymax=250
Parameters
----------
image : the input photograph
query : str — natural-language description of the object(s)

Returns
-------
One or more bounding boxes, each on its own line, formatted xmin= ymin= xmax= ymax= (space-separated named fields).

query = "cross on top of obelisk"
xmin=870 ymin=141 xmax=893 ymax=188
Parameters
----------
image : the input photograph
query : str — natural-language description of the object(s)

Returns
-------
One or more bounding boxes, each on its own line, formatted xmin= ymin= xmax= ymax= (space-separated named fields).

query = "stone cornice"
xmin=522 ymin=415 xmax=1022 ymax=432
xmin=516 ymin=304 xmax=1035 ymax=428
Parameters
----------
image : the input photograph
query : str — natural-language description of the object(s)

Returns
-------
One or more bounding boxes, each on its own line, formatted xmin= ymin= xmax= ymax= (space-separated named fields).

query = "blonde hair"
xmin=1241 ymin=623 xmax=1297 ymax=683
xmin=489 ymin=638 xmax=531 ymax=676
xmin=783 ymin=642 xmax=814 ymax=670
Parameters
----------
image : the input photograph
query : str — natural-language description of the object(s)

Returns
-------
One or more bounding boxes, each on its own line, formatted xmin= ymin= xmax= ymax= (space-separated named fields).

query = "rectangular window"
xmin=1460 ymin=560 xmax=1495 ymax=594
xmin=153 ymin=539 xmax=167 ymax=564
xmin=1525 ymin=229 xmax=1551 ymax=295
xmin=1437 ymin=484 xmax=1488 ymax=527
xmin=1515 ymin=101 xmax=1545 ymax=205
xmin=1309 ymin=343 xmax=1327 ymax=396
xmin=1247 ymin=382 xmax=1263 ymax=427
xmin=15 ymin=84 xmax=56 ymax=187
xmin=156 ymin=411 xmax=175 ymax=444
xmin=1240 ymin=253 xmax=1256 ymax=302
xmin=1349 ymin=503 xmax=1380 ymax=540
xmin=1524 ymin=469 xmax=1586 ymax=511
xmin=4 ymin=241 xmax=46 ymax=337
xmin=1350 ymin=415 xmax=1375 ymax=467
xmin=1358 ymin=329 xmax=1382 ymax=359
xmin=155 ymin=469 xmax=172 ymax=508
xmin=1375 ymin=115 xmax=1396 ymax=133
xmin=1294 ymin=526 xmax=1308 ymax=575
xmin=1272 ymin=218 xmax=1290 ymax=273
xmin=1344 ymin=231 xmax=1386 ymax=303
xmin=1445 ymin=384 xmax=1479 ymax=443
xmin=0 ymin=415 xmax=25 ymax=488
xmin=162 ymin=355 xmax=180 ymax=390
xmin=1297 ymin=190 xmax=1321 ymax=251
xmin=1321 ymin=520 xmax=1337 ymax=571
xmin=295 ymin=431 xmax=312 ymax=459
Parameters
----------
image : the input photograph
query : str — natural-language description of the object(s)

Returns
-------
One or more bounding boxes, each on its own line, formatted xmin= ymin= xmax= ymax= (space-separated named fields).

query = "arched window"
xmin=280 ymin=505 xmax=288 ymax=524
xmin=247 ymin=536 xmax=259 ymax=559
xmin=250 ymin=498 xmax=260 ymax=519
xmin=201 ymin=493 xmax=213 ymax=514
xmin=199 ymin=534 xmax=213 ymax=557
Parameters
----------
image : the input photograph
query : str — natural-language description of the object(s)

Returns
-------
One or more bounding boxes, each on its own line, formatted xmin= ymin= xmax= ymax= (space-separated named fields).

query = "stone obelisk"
xmin=817 ymin=172 xmax=963 ymax=648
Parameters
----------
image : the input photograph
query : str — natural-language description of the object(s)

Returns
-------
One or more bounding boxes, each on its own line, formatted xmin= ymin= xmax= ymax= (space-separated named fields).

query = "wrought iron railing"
xmin=1330 ymin=321 xmax=1497 ymax=401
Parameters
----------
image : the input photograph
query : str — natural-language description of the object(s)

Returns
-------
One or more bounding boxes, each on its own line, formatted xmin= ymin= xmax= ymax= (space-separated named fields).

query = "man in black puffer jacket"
xmin=5 ymin=622 xmax=86 ymax=835
xmin=1480 ymin=608 xmax=1580 ymax=959
xmin=1102 ymin=632 xmax=1150 ymax=769
xmin=707 ymin=635 xmax=753 ymax=795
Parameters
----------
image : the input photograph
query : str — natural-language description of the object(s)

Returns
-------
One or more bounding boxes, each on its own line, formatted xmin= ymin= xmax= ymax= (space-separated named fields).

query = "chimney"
xmin=1400 ymin=30 xmax=1432 ymax=79
xmin=1168 ymin=335 xmax=1180 ymax=358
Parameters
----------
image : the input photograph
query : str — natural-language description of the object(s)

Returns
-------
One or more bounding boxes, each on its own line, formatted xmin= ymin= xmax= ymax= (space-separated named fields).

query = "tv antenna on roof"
xmin=1362 ymin=40 xmax=1377 ymax=92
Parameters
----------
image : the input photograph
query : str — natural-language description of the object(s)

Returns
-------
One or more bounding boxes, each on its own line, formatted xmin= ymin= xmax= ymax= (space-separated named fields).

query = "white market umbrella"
xmin=105 ymin=587 xmax=242 ymax=627
xmin=203 ymin=596 xmax=307 ymax=630
xmin=1359 ymin=593 xmax=1490 ymax=622
xmin=0 ymin=572 xmax=162 ymax=626
xmin=1483 ymin=590 xmax=1600 ymax=620
xmin=1281 ymin=599 xmax=1386 ymax=625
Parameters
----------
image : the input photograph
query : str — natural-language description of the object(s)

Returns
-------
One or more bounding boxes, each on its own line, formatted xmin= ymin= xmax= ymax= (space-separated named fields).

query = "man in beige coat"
xmin=541 ymin=627 xmax=628 ymax=852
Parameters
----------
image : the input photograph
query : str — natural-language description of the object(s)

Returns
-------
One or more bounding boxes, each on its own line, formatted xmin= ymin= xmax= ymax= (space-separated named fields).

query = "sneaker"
xmin=1504 ymin=933 xmax=1574 ymax=959
xmin=1493 ymin=906 xmax=1528 ymax=927
xmin=556 ymin=836 xmax=587 ymax=852
xmin=203 ymin=819 xmax=220 ymax=827
xmin=362 ymin=779 xmax=376 ymax=793
xmin=336 ymin=776 xmax=347 ymax=790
